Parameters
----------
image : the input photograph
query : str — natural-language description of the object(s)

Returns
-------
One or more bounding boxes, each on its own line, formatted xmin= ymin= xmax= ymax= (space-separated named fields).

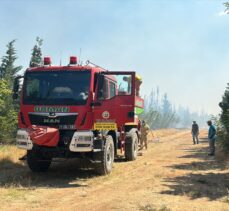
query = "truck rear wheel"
xmin=95 ymin=135 xmax=114 ymax=175
xmin=27 ymin=150 xmax=52 ymax=172
xmin=125 ymin=132 xmax=138 ymax=161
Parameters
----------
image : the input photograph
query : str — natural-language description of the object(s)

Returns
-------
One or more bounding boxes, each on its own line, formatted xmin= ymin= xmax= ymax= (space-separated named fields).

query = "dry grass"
xmin=0 ymin=145 xmax=25 ymax=162
xmin=0 ymin=130 xmax=229 ymax=211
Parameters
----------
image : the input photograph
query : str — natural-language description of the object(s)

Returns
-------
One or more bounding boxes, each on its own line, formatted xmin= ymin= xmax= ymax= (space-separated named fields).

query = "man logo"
xmin=102 ymin=111 xmax=110 ymax=119
xmin=49 ymin=112 xmax=56 ymax=118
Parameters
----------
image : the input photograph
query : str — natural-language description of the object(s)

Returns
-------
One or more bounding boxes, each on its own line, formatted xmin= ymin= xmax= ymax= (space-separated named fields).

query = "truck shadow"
xmin=115 ymin=155 xmax=126 ymax=162
xmin=0 ymin=158 xmax=98 ymax=189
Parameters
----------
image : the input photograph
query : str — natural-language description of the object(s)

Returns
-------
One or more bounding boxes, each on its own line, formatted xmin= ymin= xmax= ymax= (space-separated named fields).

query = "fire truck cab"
xmin=13 ymin=56 xmax=144 ymax=175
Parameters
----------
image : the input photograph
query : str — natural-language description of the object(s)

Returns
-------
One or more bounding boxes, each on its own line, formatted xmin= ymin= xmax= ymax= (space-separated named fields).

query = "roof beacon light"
xmin=44 ymin=57 xmax=51 ymax=66
xmin=69 ymin=56 xmax=77 ymax=65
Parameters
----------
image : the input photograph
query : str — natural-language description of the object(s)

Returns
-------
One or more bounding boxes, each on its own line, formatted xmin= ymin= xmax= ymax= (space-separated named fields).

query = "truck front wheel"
xmin=125 ymin=132 xmax=138 ymax=161
xmin=95 ymin=135 xmax=114 ymax=175
xmin=27 ymin=150 xmax=52 ymax=172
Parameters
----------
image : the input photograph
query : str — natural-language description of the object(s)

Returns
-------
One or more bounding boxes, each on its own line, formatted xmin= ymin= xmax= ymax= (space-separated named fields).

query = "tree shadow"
xmin=161 ymin=136 xmax=229 ymax=201
xmin=178 ymin=146 xmax=210 ymax=159
xmin=161 ymin=172 xmax=229 ymax=200
xmin=179 ymin=138 xmax=209 ymax=147
xmin=166 ymin=160 xmax=226 ymax=171
xmin=0 ymin=157 xmax=98 ymax=189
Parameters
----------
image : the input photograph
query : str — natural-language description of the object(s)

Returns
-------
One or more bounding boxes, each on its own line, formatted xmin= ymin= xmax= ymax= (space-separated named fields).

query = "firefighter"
xmin=140 ymin=120 xmax=150 ymax=150
xmin=135 ymin=74 xmax=142 ymax=97
xmin=191 ymin=121 xmax=199 ymax=144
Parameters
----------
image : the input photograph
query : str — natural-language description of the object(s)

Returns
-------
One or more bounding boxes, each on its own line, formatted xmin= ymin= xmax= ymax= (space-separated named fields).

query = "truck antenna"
xmin=85 ymin=60 xmax=108 ymax=71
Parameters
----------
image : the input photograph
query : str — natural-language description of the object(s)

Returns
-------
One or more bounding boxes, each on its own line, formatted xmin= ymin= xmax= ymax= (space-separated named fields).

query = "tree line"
xmin=141 ymin=87 xmax=210 ymax=129
xmin=0 ymin=37 xmax=43 ymax=143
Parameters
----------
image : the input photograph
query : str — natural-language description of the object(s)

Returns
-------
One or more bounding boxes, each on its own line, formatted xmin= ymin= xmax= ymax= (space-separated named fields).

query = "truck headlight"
xmin=16 ymin=133 xmax=28 ymax=140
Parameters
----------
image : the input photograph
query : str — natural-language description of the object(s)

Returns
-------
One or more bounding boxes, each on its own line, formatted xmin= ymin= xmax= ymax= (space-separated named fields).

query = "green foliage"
xmin=29 ymin=37 xmax=43 ymax=67
xmin=0 ymin=80 xmax=18 ymax=143
xmin=141 ymin=89 xmax=179 ymax=129
xmin=218 ymin=83 xmax=229 ymax=151
xmin=224 ymin=2 xmax=229 ymax=14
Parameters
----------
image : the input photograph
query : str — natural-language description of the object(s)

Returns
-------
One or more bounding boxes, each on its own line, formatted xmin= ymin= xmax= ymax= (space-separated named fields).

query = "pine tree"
xmin=218 ymin=83 xmax=229 ymax=150
xmin=30 ymin=37 xmax=43 ymax=67
xmin=160 ymin=94 xmax=178 ymax=128
xmin=0 ymin=40 xmax=21 ymax=143
xmin=0 ymin=40 xmax=22 ymax=84
xmin=161 ymin=94 xmax=171 ymax=114
xmin=224 ymin=2 xmax=229 ymax=14
xmin=219 ymin=83 xmax=229 ymax=132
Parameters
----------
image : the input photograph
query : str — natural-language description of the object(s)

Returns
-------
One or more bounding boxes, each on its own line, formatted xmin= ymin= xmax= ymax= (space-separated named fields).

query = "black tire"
xmin=125 ymin=132 xmax=138 ymax=161
xmin=27 ymin=150 xmax=52 ymax=172
xmin=95 ymin=135 xmax=114 ymax=175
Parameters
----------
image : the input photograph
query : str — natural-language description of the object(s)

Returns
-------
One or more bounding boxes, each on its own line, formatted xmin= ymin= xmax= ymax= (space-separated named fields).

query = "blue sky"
xmin=0 ymin=0 xmax=228 ymax=115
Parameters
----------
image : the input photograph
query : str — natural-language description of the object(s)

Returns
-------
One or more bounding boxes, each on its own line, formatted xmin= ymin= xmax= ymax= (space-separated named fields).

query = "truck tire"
xmin=95 ymin=135 xmax=114 ymax=175
xmin=125 ymin=132 xmax=138 ymax=161
xmin=27 ymin=150 xmax=52 ymax=172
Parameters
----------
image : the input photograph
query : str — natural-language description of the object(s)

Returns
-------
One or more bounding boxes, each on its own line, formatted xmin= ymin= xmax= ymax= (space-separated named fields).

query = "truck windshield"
xmin=23 ymin=71 xmax=91 ymax=105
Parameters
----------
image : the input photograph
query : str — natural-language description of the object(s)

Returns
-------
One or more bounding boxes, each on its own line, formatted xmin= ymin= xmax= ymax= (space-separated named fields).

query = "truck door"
xmin=93 ymin=72 xmax=136 ymax=130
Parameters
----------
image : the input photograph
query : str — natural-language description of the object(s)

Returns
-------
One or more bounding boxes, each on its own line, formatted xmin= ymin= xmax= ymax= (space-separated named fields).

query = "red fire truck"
xmin=13 ymin=56 xmax=144 ymax=175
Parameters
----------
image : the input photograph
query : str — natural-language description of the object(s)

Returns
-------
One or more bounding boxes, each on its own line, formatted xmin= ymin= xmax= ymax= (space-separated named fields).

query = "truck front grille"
xmin=28 ymin=112 xmax=77 ymax=128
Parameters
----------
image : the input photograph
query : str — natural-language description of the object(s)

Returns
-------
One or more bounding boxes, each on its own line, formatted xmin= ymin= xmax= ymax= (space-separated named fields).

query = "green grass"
xmin=6 ymin=188 xmax=28 ymax=200
xmin=0 ymin=145 xmax=11 ymax=152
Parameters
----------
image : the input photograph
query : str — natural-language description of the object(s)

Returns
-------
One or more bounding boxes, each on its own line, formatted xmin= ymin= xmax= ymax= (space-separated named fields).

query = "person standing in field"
xmin=191 ymin=121 xmax=199 ymax=144
xmin=207 ymin=120 xmax=216 ymax=156
xmin=140 ymin=120 xmax=150 ymax=150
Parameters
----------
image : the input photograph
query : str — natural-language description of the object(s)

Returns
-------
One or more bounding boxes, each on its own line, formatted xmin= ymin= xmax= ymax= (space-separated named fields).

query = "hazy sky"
xmin=0 ymin=0 xmax=228 ymax=115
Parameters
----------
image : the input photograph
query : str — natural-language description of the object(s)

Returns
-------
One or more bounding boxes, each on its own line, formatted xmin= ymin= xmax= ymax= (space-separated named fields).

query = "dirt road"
xmin=1 ymin=129 xmax=229 ymax=211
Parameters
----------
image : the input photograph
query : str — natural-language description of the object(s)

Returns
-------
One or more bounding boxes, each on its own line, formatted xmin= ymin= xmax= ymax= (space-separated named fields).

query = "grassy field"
xmin=0 ymin=129 xmax=229 ymax=211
